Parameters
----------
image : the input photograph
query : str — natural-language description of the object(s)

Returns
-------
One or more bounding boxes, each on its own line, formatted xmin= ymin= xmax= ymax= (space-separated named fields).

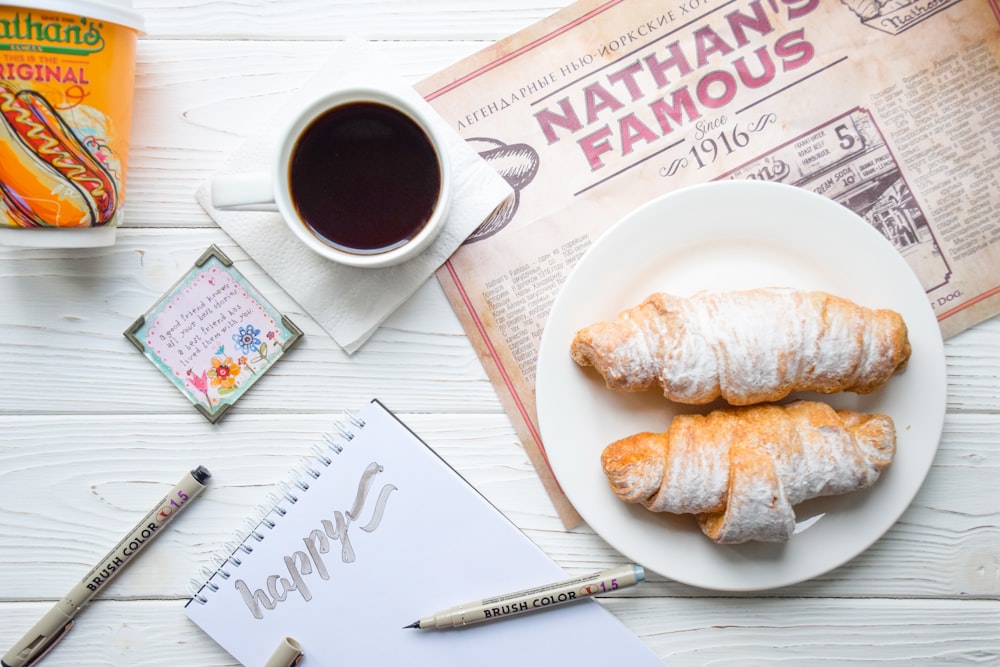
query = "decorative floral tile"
xmin=125 ymin=245 xmax=302 ymax=422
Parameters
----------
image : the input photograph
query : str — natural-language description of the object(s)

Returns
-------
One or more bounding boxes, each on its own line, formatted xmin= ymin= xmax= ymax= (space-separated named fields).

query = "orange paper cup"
xmin=0 ymin=0 xmax=143 ymax=247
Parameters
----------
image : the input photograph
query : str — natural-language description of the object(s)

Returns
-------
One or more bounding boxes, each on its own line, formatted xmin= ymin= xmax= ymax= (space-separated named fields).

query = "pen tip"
xmin=403 ymin=621 xmax=420 ymax=629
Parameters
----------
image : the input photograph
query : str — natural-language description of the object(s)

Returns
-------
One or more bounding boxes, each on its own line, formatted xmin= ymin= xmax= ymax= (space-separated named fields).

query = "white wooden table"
xmin=1 ymin=1 xmax=998 ymax=664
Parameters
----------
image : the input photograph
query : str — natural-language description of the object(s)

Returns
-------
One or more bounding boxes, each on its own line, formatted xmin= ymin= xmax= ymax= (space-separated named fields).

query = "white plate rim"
xmin=536 ymin=180 xmax=947 ymax=591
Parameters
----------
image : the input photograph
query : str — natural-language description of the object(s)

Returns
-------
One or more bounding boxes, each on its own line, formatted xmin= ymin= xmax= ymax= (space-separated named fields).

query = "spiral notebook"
xmin=184 ymin=399 xmax=661 ymax=666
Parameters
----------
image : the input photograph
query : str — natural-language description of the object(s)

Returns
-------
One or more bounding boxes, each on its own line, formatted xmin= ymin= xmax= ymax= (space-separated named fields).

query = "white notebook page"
xmin=185 ymin=399 xmax=661 ymax=666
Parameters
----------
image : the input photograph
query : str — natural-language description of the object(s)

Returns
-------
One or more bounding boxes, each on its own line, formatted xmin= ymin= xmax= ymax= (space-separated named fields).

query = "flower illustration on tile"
xmin=238 ymin=352 xmax=260 ymax=375
xmin=208 ymin=356 xmax=241 ymax=390
xmin=234 ymin=325 xmax=262 ymax=355
xmin=265 ymin=329 xmax=287 ymax=352
xmin=186 ymin=368 xmax=212 ymax=404
xmin=187 ymin=368 xmax=209 ymax=393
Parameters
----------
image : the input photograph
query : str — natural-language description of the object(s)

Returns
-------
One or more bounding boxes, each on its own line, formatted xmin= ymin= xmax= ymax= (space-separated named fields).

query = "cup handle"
xmin=211 ymin=173 xmax=276 ymax=210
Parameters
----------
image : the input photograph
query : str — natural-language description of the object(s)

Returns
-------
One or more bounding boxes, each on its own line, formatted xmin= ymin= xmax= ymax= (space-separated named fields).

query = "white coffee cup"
xmin=212 ymin=86 xmax=451 ymax=268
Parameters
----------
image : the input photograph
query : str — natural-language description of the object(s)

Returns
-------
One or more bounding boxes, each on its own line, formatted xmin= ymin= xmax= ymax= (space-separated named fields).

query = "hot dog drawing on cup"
xmin=0 ymin=81 xmax=119 ymax=229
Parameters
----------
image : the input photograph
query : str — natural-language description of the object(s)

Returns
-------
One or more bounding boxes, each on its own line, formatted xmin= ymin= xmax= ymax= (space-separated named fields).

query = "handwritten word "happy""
xmin=234 ymin=462 xmax=397 ymax=619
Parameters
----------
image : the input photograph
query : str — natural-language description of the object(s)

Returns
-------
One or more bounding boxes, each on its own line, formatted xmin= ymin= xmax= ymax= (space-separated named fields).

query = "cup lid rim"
xmin=3 ymin=0 xmax=146 ymax=32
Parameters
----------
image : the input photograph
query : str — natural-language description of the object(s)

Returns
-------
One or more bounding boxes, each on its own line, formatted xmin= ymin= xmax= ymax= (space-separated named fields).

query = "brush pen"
xmin=2 ymin=466 xmax=211 ymax=667
xmin=405 ymin=564 xmax=644 ymax=630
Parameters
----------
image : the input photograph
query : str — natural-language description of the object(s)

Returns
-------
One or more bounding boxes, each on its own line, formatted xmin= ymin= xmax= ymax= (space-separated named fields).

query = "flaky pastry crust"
xmin=571 ymin=287 xmax=911 ymax=405
xmin=600 ymin=400 xmax=896 ymax=543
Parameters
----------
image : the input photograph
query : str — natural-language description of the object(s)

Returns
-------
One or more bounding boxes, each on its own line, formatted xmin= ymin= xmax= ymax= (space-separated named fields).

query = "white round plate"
xmin=536 ymin=181 xmax=946 ymax=591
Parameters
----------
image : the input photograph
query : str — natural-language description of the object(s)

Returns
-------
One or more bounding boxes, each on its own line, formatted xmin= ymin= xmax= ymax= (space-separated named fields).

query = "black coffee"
xmin=289 ymin=102 xmax=441 ymax=254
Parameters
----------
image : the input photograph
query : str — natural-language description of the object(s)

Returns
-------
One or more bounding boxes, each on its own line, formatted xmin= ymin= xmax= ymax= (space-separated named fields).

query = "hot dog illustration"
xmin=466 ymin=137 xmax=539 ymax=243
xmin=0 ymin=82 xmax=118 ymax=228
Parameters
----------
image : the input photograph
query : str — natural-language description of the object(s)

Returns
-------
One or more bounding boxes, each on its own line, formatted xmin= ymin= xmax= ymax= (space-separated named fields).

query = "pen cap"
xmin=264 ymin=636 xmax=303 ymax=667
xmin=0 ymin=603 xmax=74 ymax=667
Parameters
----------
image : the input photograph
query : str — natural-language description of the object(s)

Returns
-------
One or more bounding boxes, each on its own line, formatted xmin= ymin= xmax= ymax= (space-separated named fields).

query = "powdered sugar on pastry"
xmin=571 ymin=287 xmax=911 ymax=405
xmin=600 ymin=401 xmax=896 ymax=543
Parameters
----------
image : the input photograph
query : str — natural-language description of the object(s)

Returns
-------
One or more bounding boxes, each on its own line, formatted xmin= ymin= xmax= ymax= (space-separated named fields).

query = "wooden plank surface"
xmin=0 ymin=0 xmax=997 ymax=664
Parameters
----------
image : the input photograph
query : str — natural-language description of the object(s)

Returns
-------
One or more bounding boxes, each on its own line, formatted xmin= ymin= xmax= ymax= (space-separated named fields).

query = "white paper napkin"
xmin=196 ymin=42 xmax=512 ymax=353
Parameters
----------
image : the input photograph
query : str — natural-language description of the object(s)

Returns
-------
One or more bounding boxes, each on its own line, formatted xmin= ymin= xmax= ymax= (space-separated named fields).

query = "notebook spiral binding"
xmin=186 ymin=411 xmax=366 ymax=604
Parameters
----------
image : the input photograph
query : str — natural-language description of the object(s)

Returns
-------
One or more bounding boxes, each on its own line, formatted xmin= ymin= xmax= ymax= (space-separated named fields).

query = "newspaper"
xmin=416 ymin=0 xmax=1000 ymax=526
